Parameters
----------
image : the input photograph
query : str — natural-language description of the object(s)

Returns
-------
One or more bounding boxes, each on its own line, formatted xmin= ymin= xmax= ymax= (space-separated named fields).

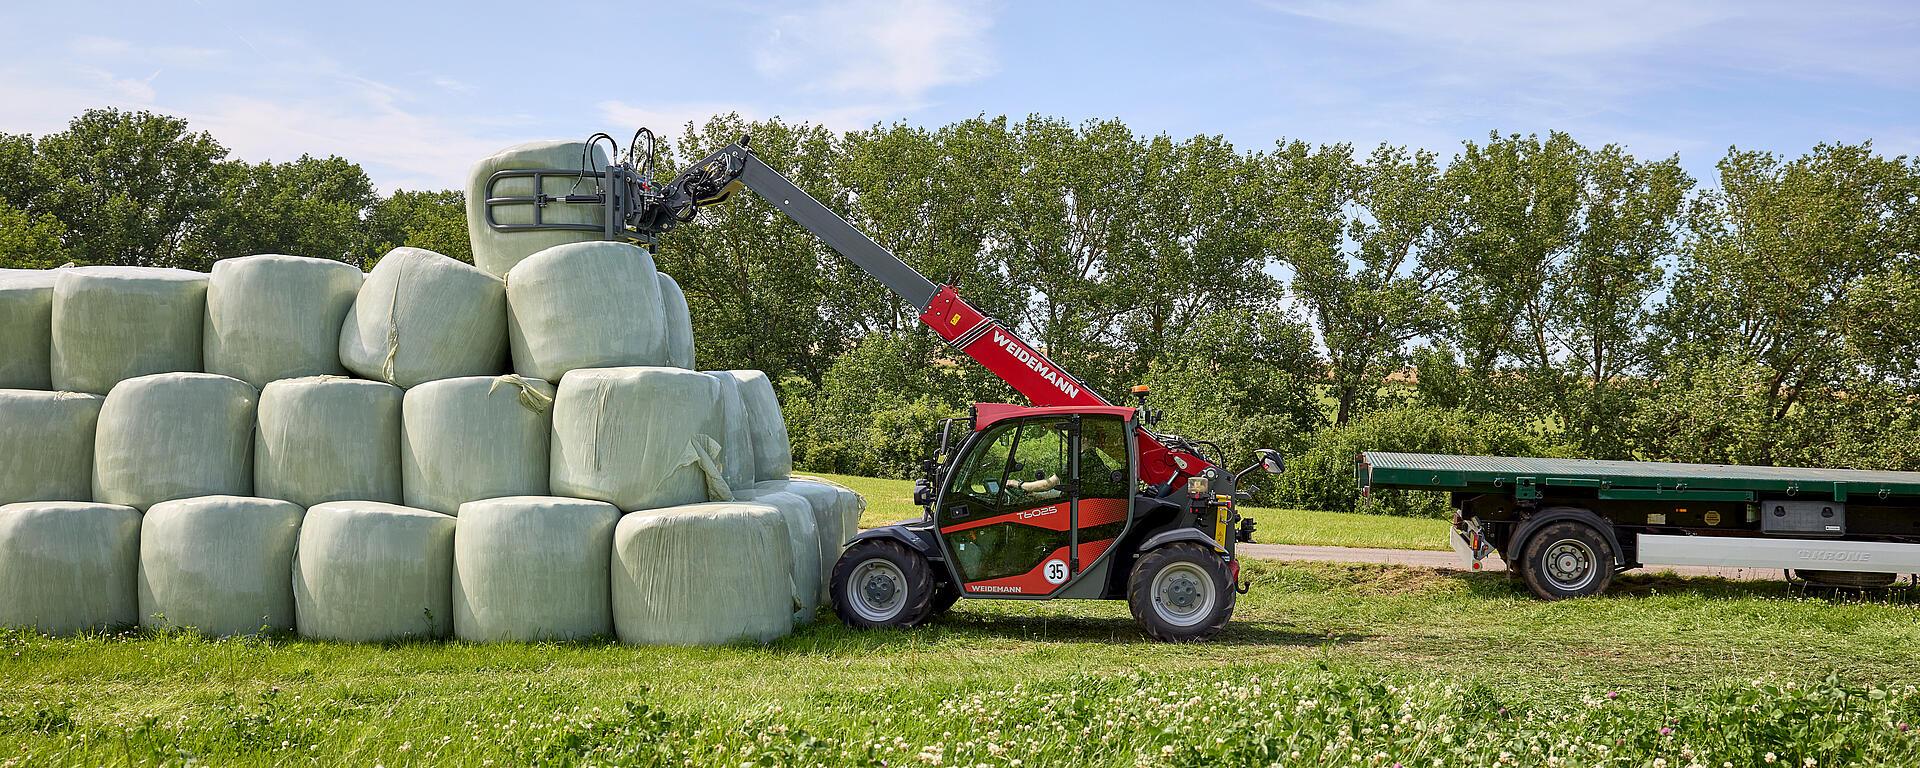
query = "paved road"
xmin=1240 ymin=542 xmax=1784 ymax=582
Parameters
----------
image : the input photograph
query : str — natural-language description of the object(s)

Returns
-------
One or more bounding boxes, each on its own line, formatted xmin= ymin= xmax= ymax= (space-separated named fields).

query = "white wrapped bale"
xmin=505 ymin=241 xmax=668 ymax=381
xmin=658 ymin=272 xmax=694 ymax=369
xmin=94 ymin=373 xmax=256 ymax=510
xmin=611 ymin=501 xmax=794 ymax=645
xmin=550 ymin=367 xmax=730 ymax=511
xmin=0 ymin=501 xmax=141 ymax=635
xmin=731 ymin=490 xmax=819 ymax=624
xmin=293 ymin=501 xmax=454 ymax=642
xmin=401 ymin=375 xmax=553 ymax=515
xmin=254 ymin=377 xmax=403 ymax=507
xmin=727 ymin=370 xmax=793 ymax=481
xmin=466 ymin=141 xmax=612 ymax=278
xmin=204 ymin=254 xmax=364 ymax=388
xmin=751 ymin=477 xmax=866 ymax=605
xmin=0 ymin=271 xmax=56 ymax=389
xmin=51 ymin=267 xmax=207 ymax=395
xmin=0 ymin=390 xmax=103 ymax=503
xmin=338 ymin=247 xmax=507 ymax=389
xmin=452 ymin=496 xmax=617 ymax=642
xmin=137 ymin=496 xmax=301 ymax=637
xmin=705 ymin=372 xmax=758 ymax=493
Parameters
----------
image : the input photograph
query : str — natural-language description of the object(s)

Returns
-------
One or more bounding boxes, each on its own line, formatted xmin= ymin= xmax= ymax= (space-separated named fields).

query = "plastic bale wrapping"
xmin=51 ymin=267 xmax=208 ymax=395
xmin=727 ymin=370 xmax=793 ymax=481
xmin=401 ymin=375 xmax=553 ymax=515
xmin=137 ymin=496 xmax=301 ymax=637
xmin=338 ymin=247 xmax=507 ymax=389
xmin=452 ymin=496 xmax=618 ymax=642
xmin=550 ymin=367 xmax=731 ymax=511
xmin=293 ymin=501 xmax=454 ymax=642
xmin=253 ymin=377 xmax=402 ymax=507
xmin=203 ymin=254 xmax=364 ymax=388
xmin=466 ymin=140 xmax=611 ymax=278
xmin=753 ymin=477 xmax=866 ymax=605
xmin=705 ymin=372 xmax=758 ymax=493
xmin=505 ymin=241 xmax=668 ymax=381
xmin=93 ymin=373 xmax=256 ymax=511
xmin=611 ymin=501 xmax=794 ymax=646
xmin=0 ymin=501 xmax=141 ymax=635
xmin=0 ymin=271 xmax=56 ymax=389
xmin=658 ymin=272 xmax=695 ymax=369
xmin=730 ymin=489 xmax=820 ymax=624
xmin=0 ymin=390 xmax=103 ymax=503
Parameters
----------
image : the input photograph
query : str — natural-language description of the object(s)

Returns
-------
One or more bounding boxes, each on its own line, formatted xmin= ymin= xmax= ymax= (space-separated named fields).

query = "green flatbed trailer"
xmin=1357 ymin=452 xmax=1920 ymax=599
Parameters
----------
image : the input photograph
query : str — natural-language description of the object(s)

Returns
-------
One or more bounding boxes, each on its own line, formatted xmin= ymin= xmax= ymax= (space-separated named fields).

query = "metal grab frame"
xmin=482 ymin=165 xmax=668 ymax=245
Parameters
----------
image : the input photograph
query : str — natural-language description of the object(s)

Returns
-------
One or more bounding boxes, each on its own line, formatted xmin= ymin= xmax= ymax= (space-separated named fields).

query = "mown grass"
xmin=8 ymin=560 xmax=1920 ymax=765
xmin=807 ymin=472 xmax=1450 ymax=550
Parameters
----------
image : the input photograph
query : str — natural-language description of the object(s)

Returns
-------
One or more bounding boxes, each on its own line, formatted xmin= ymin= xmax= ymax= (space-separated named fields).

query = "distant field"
xmin=802 ymin=472 xmax=1451 ymax=550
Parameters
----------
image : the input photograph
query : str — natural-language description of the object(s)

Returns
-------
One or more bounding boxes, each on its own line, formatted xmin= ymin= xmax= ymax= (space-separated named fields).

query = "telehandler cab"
xmin=483 ymin=130 xmax=1281 ymax=641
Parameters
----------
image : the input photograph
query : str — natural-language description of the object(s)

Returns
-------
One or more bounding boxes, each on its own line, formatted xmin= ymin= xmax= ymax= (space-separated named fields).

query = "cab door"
xmin=934 ymin=414 xmax=1132 ymax=597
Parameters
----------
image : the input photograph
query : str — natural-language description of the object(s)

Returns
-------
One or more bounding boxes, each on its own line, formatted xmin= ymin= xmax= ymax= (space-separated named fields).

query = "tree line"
xmin=5 ymin=109 xmax=1917 ymax=513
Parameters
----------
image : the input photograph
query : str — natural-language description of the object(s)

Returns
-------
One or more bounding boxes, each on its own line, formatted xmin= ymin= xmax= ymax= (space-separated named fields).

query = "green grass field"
xmin=805 ymin=472 xmax=1452 ymax=550
xmin=9 ymin=560 xmax=1920 ymax=766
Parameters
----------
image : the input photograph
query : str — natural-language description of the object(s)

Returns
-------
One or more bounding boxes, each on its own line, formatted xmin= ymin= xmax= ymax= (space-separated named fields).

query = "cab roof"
xmin=972 ymin=403 xmax=1137 ymax=431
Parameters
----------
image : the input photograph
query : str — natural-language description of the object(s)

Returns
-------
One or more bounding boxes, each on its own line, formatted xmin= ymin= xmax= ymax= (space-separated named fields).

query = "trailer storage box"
xmin=138 ymin=495 xmax=302 ymax=637
xmin=51 ymin=267 xmax=208 ymax=395
xmin=0 ymin=501 xmax=141 ymax=635
xmin=203 ymin=254 xmax=364 ymax=388
xmin=0 ymin=390 xmax=103 ymax=503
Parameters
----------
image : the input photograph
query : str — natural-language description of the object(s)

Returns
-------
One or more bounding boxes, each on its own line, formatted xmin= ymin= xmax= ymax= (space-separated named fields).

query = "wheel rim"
xmin=1150 ymin=562 xmax=1217 ymax=627
xmin=847 ymin=558 xmax=908 ymax=623
xmin=1541 ymin=538 xmax=1598 ymax=592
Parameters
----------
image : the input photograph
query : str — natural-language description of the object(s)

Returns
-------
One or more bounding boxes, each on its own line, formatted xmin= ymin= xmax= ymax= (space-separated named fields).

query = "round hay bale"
xmin=51 ymin=266 xmax=207 ymax=395
xmin=751 ymin=477 xmax=865 ymax=605
xmin=204 ymin=254 xmax=364 ymax=388
xmin=466 ymin=140 xmax=612 ymax=278
xmin=293 ymin=501 xmax=454 ymax=642
xmin=505 ymin=241 xmax=668 ymax=381
xmin=452 ymin=496 xmax=618 ymax=642
xmin=704 ymin=371 xmax=758 ymax=493
xmin=254 ymin=377 xmax=402 ymax=507
xmin=401 ymin=375 xmax=553 ymax=515
xmin=0 ymin=271 xmax=57 ymax=389
xmin=550 ymin=366 xmax=729 ymax=511
xmin=0 ymin=390 xmax=103 ymax=503
xmin=724 ymin=370 xmax=792 ymax=482
xmin=94 ymin=373 xmax=256 ymax=510
xmin=729 ymin=490 xmax=820 ymax=624
xmin=0 ymin=501 xmax=140 ymax=635
xmin=338 ymin=247 xmax=506 ymax=389
xmin=138 ymin=495 xmax=302 ymax=637
xmin=611 ymin=501 xmax=794 ymax=646
xmin=658 ymin=272 xmax=694 ymax=369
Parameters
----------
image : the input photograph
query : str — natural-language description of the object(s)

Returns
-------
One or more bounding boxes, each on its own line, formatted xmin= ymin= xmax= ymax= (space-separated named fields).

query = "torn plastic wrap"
xmin=466 ymin=140 xmax=611 ymax=278
xmin=401 ymin=374 xmax=553 ymax=515
xmin=550 ymin=366 xmax=731 ymax=511
xmin=293 ymin=500 xmax=455 ymax=642
xmin=611 ymin=501 xmax=795 ymax=645
xmin=0 ymin=501 xmax=141 ymax=635
xmin=338 ymin=247 xmax=507 ymax=389
xmin=93 ymin=373 xmax=256 ymax=511
xmin=0 ymin=390 xmax=103 ymax=503
xmin=51 ymin=266 xmax=208 ymax=395
xmin=137 ymin=495 xmax=302 ymax=637
xmin=0 ymin=271 xmax=56 ymax=389
xmin=254 ymin=376 xmax=403 ymax=507
xmin=452 ymin=496 xmax=618 ymax=642
xmin=505 ymin=240 xmax=669 ymax=381
xmin=203 ymin=254 xmax=364 ymax=388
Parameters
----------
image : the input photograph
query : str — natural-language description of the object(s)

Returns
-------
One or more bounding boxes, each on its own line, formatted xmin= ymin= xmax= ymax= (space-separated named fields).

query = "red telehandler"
xmin=483 ymin=131 xmax=1281 ymax=641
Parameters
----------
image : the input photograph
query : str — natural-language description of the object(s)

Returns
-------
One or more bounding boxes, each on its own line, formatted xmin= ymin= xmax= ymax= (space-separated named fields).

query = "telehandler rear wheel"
xmin=832 ymin=539 xmax=937 ymax=629
xmin=1127 ymin=543 xmax=1234 ymax=642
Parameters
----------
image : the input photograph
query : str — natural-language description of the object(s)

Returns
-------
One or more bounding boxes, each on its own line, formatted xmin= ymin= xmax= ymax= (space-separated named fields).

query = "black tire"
xmin=1127 ymin=543 xmax=1235 ymax=642
xmin=1519 ymin=521 xmax=1615 ymax=600
xmin=928 ymin=581 xmax=961 ymax=618
xmin=831 ymin=540 xmax=937 ymax=629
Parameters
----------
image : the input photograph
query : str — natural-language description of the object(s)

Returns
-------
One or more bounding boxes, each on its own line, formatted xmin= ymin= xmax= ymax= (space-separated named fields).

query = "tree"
xmin=366 ymin=189 xmax=471 ymax=264
xmin=0 ymin=198 xmax=70 ymax=269
xmin=188 ymin=154 xmax=376 ymax=270
xmin=30 ymin=109 xmax=227 ymax=267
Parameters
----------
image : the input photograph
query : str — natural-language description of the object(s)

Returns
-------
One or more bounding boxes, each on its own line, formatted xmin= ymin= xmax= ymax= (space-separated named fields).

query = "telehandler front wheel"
xmin=831 ymin=540 xmax=938 ymax=629
xmin=1128 ymin=543 xmax=1235 ymax=642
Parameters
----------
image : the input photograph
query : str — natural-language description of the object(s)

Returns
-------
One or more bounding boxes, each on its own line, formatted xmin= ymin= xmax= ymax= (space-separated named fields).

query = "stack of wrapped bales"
xmin=0 ymin=141 xmax=827 ymax=647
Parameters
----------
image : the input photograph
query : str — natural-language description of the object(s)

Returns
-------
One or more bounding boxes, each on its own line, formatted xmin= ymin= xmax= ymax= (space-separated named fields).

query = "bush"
xmin=1278 ymin=406 xmax=1568 ymax=517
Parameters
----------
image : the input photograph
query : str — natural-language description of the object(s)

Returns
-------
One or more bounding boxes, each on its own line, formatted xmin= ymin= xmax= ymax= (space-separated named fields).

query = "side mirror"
xmin=1256 ymin=449 xmax=1284 ymax=475
xmin=913 ymin=478 xmax=935 ymax=507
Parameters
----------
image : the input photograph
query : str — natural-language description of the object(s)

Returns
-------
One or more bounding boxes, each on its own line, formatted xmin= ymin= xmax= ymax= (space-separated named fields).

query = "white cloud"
xmin=754 ymin=0 xmax=996 ymax=101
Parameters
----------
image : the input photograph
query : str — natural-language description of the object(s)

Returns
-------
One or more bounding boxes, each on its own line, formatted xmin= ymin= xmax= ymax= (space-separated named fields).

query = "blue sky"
xmin=2 ymin=0 xmax=1914 ymax=191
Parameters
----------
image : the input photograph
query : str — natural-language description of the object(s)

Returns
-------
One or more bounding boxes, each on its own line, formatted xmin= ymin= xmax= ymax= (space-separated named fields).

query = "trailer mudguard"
xmin=846 ymin=523 xmax=944 ymax=561
xmin=1139 ymin=528 xmax=1224 ymax=554
xmin=1510 ymin=506 xmax=1630 ymax=569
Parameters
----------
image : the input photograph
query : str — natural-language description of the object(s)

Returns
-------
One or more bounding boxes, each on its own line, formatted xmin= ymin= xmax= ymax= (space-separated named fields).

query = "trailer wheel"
xmin=831 ymin=540 xmax=937 ymax=629
xmin=1519 ymin=521 xmax=1615 ymax=600
xmin=1127 ymin=543 xmax=1235 ymax=642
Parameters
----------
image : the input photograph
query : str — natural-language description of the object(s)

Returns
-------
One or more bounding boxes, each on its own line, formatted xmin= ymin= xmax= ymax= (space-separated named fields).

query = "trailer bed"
xmin=1359 ymin=452 xmax=1920 ymax=502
